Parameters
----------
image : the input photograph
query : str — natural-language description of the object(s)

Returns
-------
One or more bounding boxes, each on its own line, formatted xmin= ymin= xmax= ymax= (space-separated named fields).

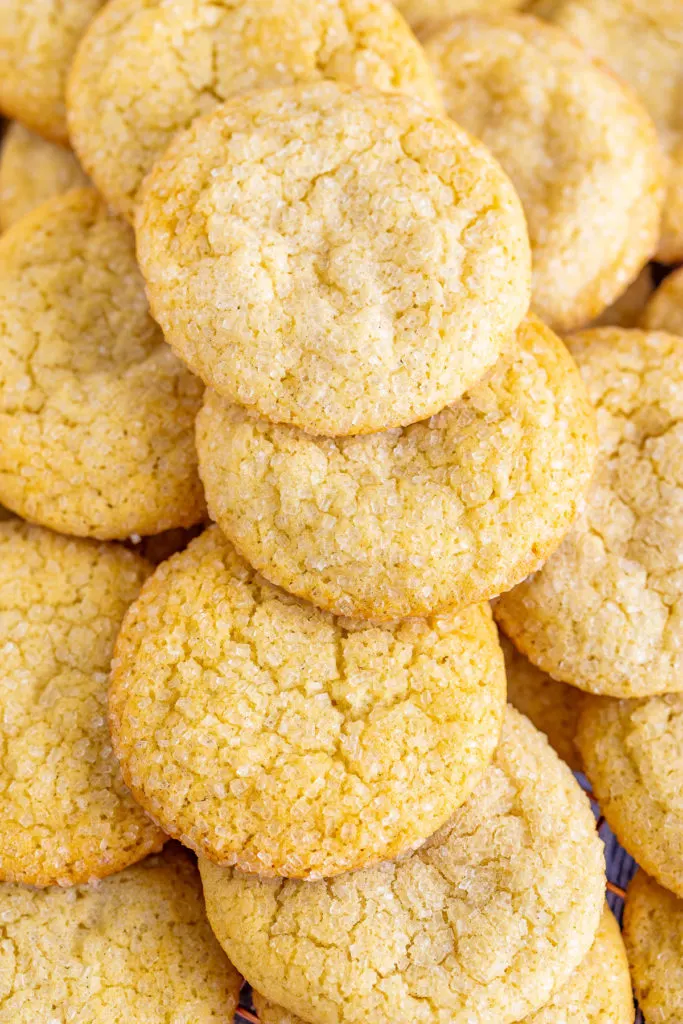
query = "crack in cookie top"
xmin=135 ymin=80 xmax=531 ymax=436
xmin=67 ymin=0 xmax=442 ymax=222
xmin=109 ymin=525 xmax=507 ymax=879
xmin=200 ymin=707 xmax=606 ymax=1024
xmin=196 ymin=314 xmax=596 ymax=619
xmin=496 ymin=326 xmax=683 ymax=697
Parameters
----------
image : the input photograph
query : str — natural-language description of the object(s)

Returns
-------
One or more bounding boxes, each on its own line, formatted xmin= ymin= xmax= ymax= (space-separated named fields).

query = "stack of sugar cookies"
xmin=0 ymin=0 xmax=681 ymax=1021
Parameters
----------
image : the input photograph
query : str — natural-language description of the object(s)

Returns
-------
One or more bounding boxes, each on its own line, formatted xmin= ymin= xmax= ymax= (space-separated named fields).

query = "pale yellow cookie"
xmin=641 ymin=264 xmax=683 ymax=337
xmin=136 ymin=81 xmax=531 ymax=436
xmin=0 ymin=122 xmax=89 ymax=230
xmin=624 ymin=871 xmax=683 ymax=1024
xmin=0 ymin=844 xmax=243 ymax=1023
xmin=110 ymin=526 xmax=506 ymax=879
xmin=197 ymin=314 xmax=596 ymax=620
xmin=0 ymin=188 xmax=205 ymax=540
xmin=395 ymin=0 xmax=525 ymax=37
xmin=253 ymin=904 xmax=632 ymax=1024
xmin=501 ymin=632 xmax=582 ymax=772
xmin=200 ymin=707 xmax=605 ymax=1024
xmin=578 ymin=692 xmax=683 ymax=898
xmin=590 ymin=265 xmax=655 ymax=328
xmin=425 ymin=14 xmax=664 ymax=332
xmin=0 ymin=520 xmax=164 ymax=887
xmin=530 ymin=0 xmax=683 ymax=264
xmin=68 ymin=0 xmax=442 ymax=222
xmin=0 ymin=0 xmax=106 ymax=144
xmin=496 ymin=327 xmax=683 ymax=697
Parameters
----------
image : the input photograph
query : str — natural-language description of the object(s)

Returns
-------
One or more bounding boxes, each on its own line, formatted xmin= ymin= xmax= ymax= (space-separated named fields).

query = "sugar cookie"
xmin=395 ymin=0 xmax=524 ymax=36
xmin=641 ymin=264 xmax=683 ymax=337
xmin=502 ymin=632 xmax=582 ymax=772
xmin=496 ymin=327 xmax=683 ymax=697
xmin=530 ymin=0 xmax=683 ymax=263
xmin=0 ymin=122 xmax=89 ymax=230
xmin=253 ymin=904 xmax=632 ymax=1024
xmin=425 ymin=14 xmax=663 ymax=332
xmin=0 ymin=188 xmax=205 ymax=540
xmin=136 ymin=81 xmax=531 ymax=436
xmin=0 ymin=519 xmax=164 ymax=887
xmin=578 ymin=692 xmax=683 ymax=898
xmin=0 ymin=844 xmax=243 ymax=1022
xmin=0 ymin=0 xmax=106 ymax=144
xmin=110 ymin=526 xmax=506 ymax=879
xmin=197 ymin=314 xmax=596 ymax=619
xmin=624 ymin=870 xmax=683 ymax=1024
xmin=200 ymin=707 xmax=605 ymax=1024
xmin=68 ymin=0 xmax=441 ymax=221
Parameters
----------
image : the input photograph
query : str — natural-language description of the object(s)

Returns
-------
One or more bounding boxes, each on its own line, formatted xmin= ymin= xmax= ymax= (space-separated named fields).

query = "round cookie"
xmin=425 ymin=14 xmax=664 ymax=332
xmin=501 ymin=632 xmax=582 ymax=772
xmin=67 ymin=0 xmax=442 ymax=223
xmin=530 ymin=0 xmax=683 ymax=264
xmin=0 ymin=844 xmax=243 ymax=1022
xmin=0 ymin=122 xmax=89 ymax=231
xmin=590 ymin=264 xmax=654 ymax=328
xmin=395 ymin=0 xmax=525 ymax=37
xmin=197 ymin=314 xmax=596 ymax=620
xmin=109 ymin=525 xmax=507 ymax=879
xmin=136 ymin=81 xmax=531 ymax=436
xmin=0 ymin=0 xmax=106 ymax=144
xmin=577 ymin=692 xmax=683 ymax=898
xmin=200 ymin=707 xmax=606 ymax=1024
xmin=253 ymin=905 xmax=632 ymax=1024
xmin=624 ymin=870 xmax=683 ymax=1024
xmin=0 ymin=519 xmax=164 ymax=887
xmin=641 ymin=264 xmax=683 ymax=337
xmin=0 ymin=188 xmax=205 ymax=540
xmin=496 ymin=327 xmax=683 ymax=697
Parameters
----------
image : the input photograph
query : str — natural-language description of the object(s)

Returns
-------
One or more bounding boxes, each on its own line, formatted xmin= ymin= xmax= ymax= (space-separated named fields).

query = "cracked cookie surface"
xmin=578 ymin=692 xmax=683 ymax=898
xmin=624 ymin=871 xmax=683 ymax=1024
xmin=0 ymin=123 xmax=89 ymax=231
xmin=136 ymin=80 xmax=531 ymax=436
xmin=425 ymin=14 xmax=663 ymax=332
xmin=252 ymin=904 xmax=631 ymax=1024
xmin=502 ymin=632 xmax=582 ymax=772
xmin=641 ymin=264 xmax=683 ymax=337
xmin=110 ymin=525 xmax=506 ymax=879
xmin=0 ymin=520 xmax=164 ymax=887
xmin=0 ymin=844 xmax=242 ymax=1022
xmin=0 ymin=0 xmax=106 ymax=144
xmin=0 ymin=188 xmax=205 ymax=540
xmin=197 ymin=314 xmax=595 ymax=619
xmin=200 ymin=707 xmax=605 ymax=1024
xmin=530 ymin=0 xmax=683 ymax=264
xmin=496 ymin=327 xmax=683 ymax=697
xmin=67 ymin=0 xmax=441 ymax=222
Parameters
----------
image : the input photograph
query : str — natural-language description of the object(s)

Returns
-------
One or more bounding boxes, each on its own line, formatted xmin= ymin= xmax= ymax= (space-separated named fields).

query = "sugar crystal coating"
xmin=0 ymin=844 xmax=242 ymax=1022
xmin=200 ymin=707 xmax=605 ymax=1024
xmin=496 ymin=327 xmax=683 ymax=696
xmin=110 ymin=525 xmax=507 ymax=879
xmin=197 ymin=314 xmax=596 ymax=619
xmin=68 ymin=0 xmax=442 ymax=221
xmin=136 ymin=80 xmax=531 ymax=436
xmin=0 ymin=520 xmax=164 ymax=887
xmin=624 ymin=871 xmax=683 ymax=1024
xmin=0 ymin=188 xmax=205 ymax=540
